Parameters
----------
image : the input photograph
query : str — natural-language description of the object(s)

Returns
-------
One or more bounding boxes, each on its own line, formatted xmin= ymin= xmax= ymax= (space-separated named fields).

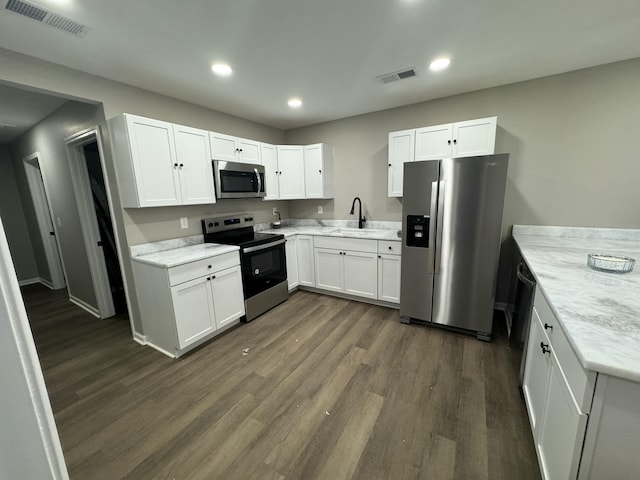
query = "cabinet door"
xmin=209 ymin=132 xmax=238 ymax=162
xmin=171 ymin=276 xmax=216 ymax=349
xmin=344 ymin=250 xmax=377 ymax=299
xmin=261 ymin=143 xmax=279 ymax=200
xmin=277 ymin=146 xmax=305 ymax=199
xmin=377 ymin=254 xmax=401 ymax=303
xmin=415 ymin=123 xmax=453 ymax=161
xmin=388 ymin=130 xmax=414 ymax=197
xmin=452 ymin=117 xmax=496 ymax=157
xmin=173 ymin=124 xmax=216 ymax=204
xmin=285 ymin=236 xmax=299 ymax=290
xmin=315 ymin=248 xmax=343 ymax=293
xmin=522 ymin=312 xmax=552 ymax=435
xmin=537 ymin=355 xmax=588 ymax=480
xmin=297 ymin=235 xmax=315 ymax=287
xmin=210 ymin=265 xmax=245 ymax=329
xmin=304 ymin=144 xmax=324 ymax=198
xmin=126 ymin=115 xmax=181 ymax=207
xmin=236 ymin=138 xmax=261 ymax=164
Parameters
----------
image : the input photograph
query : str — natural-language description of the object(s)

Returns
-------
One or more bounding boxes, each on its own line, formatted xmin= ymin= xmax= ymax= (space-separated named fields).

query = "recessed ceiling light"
xmin=288 ymin=98 xmax=302 ymax=108
xmin=429 ymin=58 xmax=451 ymax=72
xmin=211 ymin=63 xmax=233 ymax=77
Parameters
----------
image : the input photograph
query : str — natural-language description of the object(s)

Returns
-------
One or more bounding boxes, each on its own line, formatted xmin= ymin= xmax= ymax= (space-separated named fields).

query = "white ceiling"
xmin=0 ymin=0 xmax=640 ymax=130
xmin=0 ymin=84 xmax=67 ymax=144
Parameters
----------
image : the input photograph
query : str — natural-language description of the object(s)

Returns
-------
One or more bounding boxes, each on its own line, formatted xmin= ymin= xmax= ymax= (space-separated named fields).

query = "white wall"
xmin=0 ymin=145 xmax=39 ymax=281
xmin=0 ymin=217 xmax=68 ymax=480
xmin=284 ymin=58 xmax=640 ymax=301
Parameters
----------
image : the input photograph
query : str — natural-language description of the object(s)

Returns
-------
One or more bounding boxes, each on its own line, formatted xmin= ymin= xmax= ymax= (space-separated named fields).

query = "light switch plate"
xmin=180 ymin=217 xmax=188 ymax=229
xmin=273 ymin=207 xmax=278 ymax=215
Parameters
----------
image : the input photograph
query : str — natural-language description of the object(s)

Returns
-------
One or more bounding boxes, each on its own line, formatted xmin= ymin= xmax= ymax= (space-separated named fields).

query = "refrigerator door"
xmin=399 ymin=160 xmax=440 ymax=322
xmin=431 ymin=154 xmax=509 ymax=337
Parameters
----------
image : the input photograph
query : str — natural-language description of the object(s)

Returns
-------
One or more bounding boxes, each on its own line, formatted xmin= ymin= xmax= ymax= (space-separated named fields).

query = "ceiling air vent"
xmin=377 ymin=67 xmax=418 ymax=84
xmin=5 ymin=0 xmax=88 ymax=37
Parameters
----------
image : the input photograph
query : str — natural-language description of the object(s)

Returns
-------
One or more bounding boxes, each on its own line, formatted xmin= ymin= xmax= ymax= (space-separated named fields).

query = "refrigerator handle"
xmin=435 ymin=180 xmax=445 ymax=274
xmin=427 ymin=181 xmax=438 ymax=273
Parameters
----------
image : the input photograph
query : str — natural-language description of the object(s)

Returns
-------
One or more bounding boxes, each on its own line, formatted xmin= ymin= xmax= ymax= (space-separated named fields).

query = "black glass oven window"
xmin=241 ymin=244 xmax=287 ymax=298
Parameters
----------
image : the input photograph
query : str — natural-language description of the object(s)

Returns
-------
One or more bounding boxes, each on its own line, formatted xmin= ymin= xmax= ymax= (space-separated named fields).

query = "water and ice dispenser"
xmin=405 ymin=215 xmax=430 ymax=248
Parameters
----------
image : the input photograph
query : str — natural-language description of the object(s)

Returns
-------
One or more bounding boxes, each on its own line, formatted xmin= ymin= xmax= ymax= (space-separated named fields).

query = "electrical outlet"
xmin=56 ymin=217 xmax=62 ymax=227
xmin=180 ymin=217 xmax=188 ymax=229
xmin=273 ymin=207 xmax=278 ymax=216
xmin=317 ymin=205 xmax=323 ymax=214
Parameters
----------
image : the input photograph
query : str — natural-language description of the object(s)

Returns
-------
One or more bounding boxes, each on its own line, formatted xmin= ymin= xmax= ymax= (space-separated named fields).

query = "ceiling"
xmin=0 ymin=84 xmax=67 ymax=144
xmin=0 ymin=0 xmax=640 ymax=130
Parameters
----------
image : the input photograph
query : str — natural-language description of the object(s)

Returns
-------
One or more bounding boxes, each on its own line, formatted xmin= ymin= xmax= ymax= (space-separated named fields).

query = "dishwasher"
xmin=511 ymin=260 xmax=537 ymax=384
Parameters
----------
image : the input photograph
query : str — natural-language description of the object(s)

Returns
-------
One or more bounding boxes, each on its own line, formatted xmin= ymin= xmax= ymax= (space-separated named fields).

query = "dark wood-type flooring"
xmin=22 ymin=283 xmax=540 ymax=479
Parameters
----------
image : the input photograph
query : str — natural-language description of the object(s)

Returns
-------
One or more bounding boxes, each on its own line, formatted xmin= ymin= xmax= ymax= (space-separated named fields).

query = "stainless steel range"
xmin=202 ymin=213 xmax=288 ymax=321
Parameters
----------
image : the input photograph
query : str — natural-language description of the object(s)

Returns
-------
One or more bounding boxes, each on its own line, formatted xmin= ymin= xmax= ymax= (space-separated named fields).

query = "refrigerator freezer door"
xmin=431 ymin=154 xmax=509 ymax=337
xmin=399 ymin=160 xmax=440 ymax=322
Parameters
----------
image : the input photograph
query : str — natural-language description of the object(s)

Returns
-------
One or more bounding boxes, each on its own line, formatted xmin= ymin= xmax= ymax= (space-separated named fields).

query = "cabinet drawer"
xmin=314 ymin=236 xmax=377 ymax=253
xmin=168 ymin=251 xmax=240 ymax=286
xmin=378 ymin=240 xmax=401 ymax=255
xmin=534 ymin=289 xmax=596 ymax=413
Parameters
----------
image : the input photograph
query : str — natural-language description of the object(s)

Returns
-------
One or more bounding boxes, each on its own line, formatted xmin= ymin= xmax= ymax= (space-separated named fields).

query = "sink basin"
xmin=331 ymin=228 xmax=379 ymax=237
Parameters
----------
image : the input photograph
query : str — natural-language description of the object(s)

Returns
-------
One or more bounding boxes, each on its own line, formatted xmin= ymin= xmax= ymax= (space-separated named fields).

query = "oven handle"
xmin=242 ymin=238 xmax=286 ymax=254
xmin=254 ymin=168 xmax=262 ymax=196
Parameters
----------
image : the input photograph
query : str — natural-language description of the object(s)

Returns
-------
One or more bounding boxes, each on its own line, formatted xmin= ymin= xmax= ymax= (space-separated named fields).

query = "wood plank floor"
xmin=22 ymin=284 xmax=540 ymax=479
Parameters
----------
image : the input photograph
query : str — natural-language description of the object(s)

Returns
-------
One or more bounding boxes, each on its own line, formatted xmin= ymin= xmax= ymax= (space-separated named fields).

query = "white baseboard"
xmin=69 ymin=295 xmax=100 ymax=318
xmin=132 ymin=331 xmax=147 ymax=345
xmin=18 ymin=277 xmax=41 ymax=287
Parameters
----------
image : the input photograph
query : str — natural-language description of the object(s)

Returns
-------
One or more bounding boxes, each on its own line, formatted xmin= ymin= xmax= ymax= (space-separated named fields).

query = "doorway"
xmin=22 ymin=153 xmax=66 ymax=290
xmin=66 ymin=128 xmax=128 ymax=318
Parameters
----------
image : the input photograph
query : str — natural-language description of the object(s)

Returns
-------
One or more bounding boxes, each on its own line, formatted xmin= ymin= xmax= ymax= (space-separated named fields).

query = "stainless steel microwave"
xmin=213 ymin=160 xmax=266 ymax=199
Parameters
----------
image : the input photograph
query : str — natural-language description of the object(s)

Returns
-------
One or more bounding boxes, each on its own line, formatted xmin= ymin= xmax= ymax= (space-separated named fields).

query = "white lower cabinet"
xmin=285 ymin=235 xmax=299 ymax=290
xmin=377 ymin=254 xmax=401 ymax=303
xmin=343 ymin=250 xmax=377 ymax=299
xmin=297 ymin=235 xmax=315 ymax=287
xmin=313 ymin=237 xmax=378 ymax=300
xmin=132 ymin=251 xmax=245 ymax=357
xmin=523 ymin=287 xmax=595 ymax=480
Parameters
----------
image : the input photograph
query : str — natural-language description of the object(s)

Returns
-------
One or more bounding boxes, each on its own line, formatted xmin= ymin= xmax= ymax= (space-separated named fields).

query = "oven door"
xmin=241 ymin=239 xmax=287 ymax=298
xmin=213 ymin=160 xmax=266 ymax=199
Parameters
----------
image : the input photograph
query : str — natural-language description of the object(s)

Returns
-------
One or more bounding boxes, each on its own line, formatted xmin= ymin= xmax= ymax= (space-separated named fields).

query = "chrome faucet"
xmin=349 ymin=197 xmax=366 ymax=229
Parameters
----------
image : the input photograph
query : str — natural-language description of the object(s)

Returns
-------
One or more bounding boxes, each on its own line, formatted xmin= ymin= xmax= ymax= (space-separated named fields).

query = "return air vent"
xmin=5 ymin=0 xmax=88 ymax=37
xmin=377 ymin=67 xmax=418 ymax=84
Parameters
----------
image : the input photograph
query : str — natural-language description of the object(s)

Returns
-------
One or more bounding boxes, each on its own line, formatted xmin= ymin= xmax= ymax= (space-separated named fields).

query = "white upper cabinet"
xmin=415 ymin=123 xmax=454 ymax=161
xmin=276 ymin=145 xmax=306 ymax=199
xmin=210 ymin=132 xmax=261 ymax=164
xmin=452 ymin=117 xmax=497 ymax=157
xmin=416 ymin=117 xmax=497 ymax=160
xmin=304 ymin=143 xmax=334 ymax=199
xmin=389 ymin=116 xmax=497 ymax=197
xmin=110 ymin=114 xmax=215 ymax=208
xmin=388 ymin=129 xmax=415 ymax=197
xmin=261 ymin=143 xmax=280 ymax=200
xmin=173 ymin=124 xmax=216 ymax=205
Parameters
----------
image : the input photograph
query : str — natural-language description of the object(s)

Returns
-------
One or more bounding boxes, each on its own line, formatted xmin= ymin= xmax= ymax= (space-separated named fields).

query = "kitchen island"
xmin=513 ymin=225 xmax=640 ymax=480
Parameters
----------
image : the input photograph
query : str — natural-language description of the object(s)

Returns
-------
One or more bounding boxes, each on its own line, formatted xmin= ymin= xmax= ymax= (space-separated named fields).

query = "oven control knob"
xmin=208 ymin=222 xmax=213 ymax=228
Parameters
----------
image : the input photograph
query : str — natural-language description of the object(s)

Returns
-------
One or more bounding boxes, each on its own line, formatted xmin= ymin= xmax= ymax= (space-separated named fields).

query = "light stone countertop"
xmin=512 ymin=226 xmax=640 ymax=382
xmin=261 ymin=225 xmax=402 ymax=241
xmin=131 ymin=243 xmax=240 ymax=268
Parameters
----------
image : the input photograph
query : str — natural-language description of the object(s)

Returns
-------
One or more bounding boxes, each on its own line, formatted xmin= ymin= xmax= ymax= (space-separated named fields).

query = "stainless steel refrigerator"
xmin=399 ymin=154 xmax=509 ymax=340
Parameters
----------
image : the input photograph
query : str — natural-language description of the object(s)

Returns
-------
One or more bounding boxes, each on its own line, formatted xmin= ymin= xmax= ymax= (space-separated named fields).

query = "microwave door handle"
xmin=242 ymin=238 xmax=286 ymax=254
xmin=254 ymin=168 xmax=262 ymax=196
